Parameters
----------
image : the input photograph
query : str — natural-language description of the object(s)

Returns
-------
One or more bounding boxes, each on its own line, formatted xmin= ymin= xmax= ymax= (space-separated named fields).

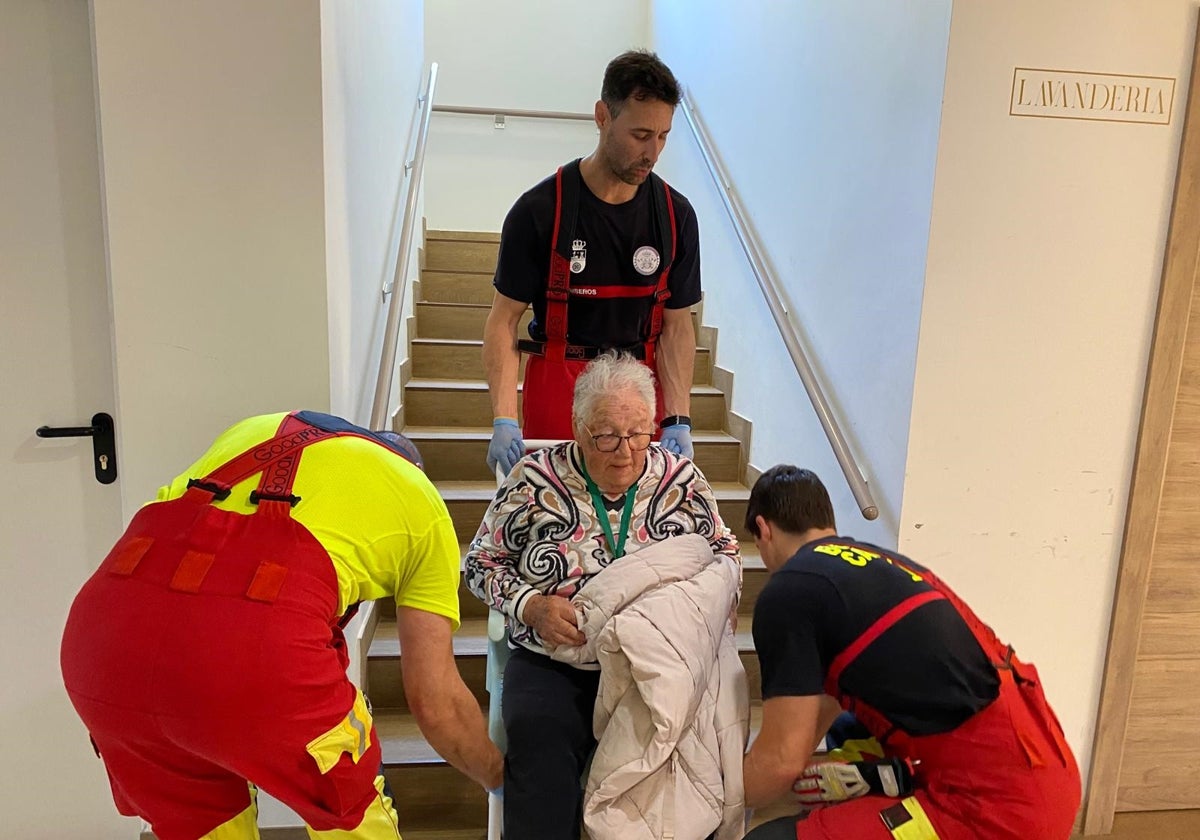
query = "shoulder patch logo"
xmin=632 ymin=245 xmax=660 ymax=276
xmin=570 ymin=239 xmax=587 ymax=274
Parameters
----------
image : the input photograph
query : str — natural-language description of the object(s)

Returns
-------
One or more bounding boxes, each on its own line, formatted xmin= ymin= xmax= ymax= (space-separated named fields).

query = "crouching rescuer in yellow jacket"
xmin=60 ymin=411 xmax=503 ymax=839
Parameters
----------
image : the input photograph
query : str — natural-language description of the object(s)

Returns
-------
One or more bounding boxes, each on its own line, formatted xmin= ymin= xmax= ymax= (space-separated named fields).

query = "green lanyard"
xmin=580 ymin=463 xmax=637 ymax=561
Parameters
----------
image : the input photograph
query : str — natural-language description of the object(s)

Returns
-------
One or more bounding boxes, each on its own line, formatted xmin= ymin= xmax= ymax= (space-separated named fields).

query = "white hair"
xmin=572 ymin=351 xmax=656 ymax=426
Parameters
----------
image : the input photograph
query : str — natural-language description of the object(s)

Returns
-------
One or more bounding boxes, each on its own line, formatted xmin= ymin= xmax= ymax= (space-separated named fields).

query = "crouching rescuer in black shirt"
xmin=741 ymin=466 xmax=1080 ymax=840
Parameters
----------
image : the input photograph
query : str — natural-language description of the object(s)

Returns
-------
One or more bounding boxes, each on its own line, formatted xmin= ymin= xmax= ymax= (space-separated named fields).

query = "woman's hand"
xmin=523 ymin=593 xmax=586 ymax=648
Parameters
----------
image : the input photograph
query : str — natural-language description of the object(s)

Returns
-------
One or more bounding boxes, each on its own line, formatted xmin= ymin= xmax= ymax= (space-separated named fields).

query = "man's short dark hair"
xmin=745 ymin=465 xmax=836 ymax=538
xmin=601 ymin=50 xmax=680 ymax=117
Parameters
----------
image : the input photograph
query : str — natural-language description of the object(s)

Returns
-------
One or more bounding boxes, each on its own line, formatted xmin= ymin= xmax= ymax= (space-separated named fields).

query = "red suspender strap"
xmin=825 ymin=590 xmax=947 ymax=692
xmin=248 ymin=414 xmax=314 ymax=506
xmin=544 ymin=165 xmax=571 ymax=364
xmin=644 ymin=178 xmax=677 ymax=370
xmin=189 ymin=413 xmax=336 ymax=500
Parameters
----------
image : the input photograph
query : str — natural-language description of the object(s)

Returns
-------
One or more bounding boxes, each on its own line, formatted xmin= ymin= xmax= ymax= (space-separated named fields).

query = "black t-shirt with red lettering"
xmin=752 ymin=536 xmax=1001 ymax=736
xmin=493 ymin=161 xmax=701 ymax=349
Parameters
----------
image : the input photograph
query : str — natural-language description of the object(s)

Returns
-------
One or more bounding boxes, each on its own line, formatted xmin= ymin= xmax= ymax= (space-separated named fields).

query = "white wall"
xmin=650 ymin=1 xmax=954 ymax=542
xmin=321 ymin=0 xmax=426 ymax=425
xmin=423 ymin=0 xmax=648 ymax=231
xmin=0 ymin=2 xmax=134 ymax=836
xmin=902 ymin=1 xmax=1195 ymax=782
xmin=91 ymin=0 xmax=332 ymax=516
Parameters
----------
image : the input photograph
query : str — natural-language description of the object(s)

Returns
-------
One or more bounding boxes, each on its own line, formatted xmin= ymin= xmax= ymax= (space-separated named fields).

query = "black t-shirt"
xmin=752 ymin=536 xmax=1001 ymax=736
xmin=493 ymin=161 xmax=702 ymax=349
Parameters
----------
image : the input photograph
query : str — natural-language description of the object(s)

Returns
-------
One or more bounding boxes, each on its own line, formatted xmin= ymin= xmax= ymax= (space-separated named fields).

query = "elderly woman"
xmin=465 ymin=351 xmax=741 ymax=840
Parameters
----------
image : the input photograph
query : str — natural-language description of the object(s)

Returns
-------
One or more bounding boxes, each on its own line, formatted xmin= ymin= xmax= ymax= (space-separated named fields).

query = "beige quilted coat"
xmin=552 ymin=534 xmax=750 ymax=840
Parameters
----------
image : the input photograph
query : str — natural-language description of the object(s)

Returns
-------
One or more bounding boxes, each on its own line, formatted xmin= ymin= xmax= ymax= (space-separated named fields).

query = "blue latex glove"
xmin=487 ymin=418 xmax=524 ymax=476
xmin=659 ymin=424 xmax=693 ymax=459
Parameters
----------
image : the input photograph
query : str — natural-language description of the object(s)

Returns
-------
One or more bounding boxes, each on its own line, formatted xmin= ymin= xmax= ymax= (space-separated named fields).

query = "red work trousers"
xmin=60 ymin=494 xmax=386 ymax=840
xmin=522 ymin=353 xmax=664 ymax=440
xmin=797 ymin=672 xmax=1080 ymax=840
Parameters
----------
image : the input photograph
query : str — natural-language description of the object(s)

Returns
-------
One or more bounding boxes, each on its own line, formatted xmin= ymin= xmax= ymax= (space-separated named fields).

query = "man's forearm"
xmin=657 ymin=310 xmax=695 ymax=416
xmin=414 ymin=679 xmax=503 ymax=790
xmin=743 ymin=743 xmax=799 ymax=809
xmin=482 ymin=314 xmax=521 ymax=420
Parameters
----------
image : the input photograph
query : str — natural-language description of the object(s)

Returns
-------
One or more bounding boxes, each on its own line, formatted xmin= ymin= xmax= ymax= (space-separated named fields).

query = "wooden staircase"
xmin=367 ymin=229 xmax=768 ymax=838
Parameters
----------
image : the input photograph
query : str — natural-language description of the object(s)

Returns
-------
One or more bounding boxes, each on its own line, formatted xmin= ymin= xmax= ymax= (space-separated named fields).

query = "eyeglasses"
xmin=585 ymin=425 xmax=653 ymax=453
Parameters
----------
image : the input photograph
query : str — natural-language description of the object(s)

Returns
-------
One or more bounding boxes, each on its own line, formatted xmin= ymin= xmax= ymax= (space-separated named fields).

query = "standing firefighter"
xmin=483 ymin=49 xmax=702 ymax=473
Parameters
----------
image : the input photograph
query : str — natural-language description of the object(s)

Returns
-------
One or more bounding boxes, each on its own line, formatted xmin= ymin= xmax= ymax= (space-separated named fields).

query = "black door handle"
xmin=36 ymin=412 xmax=118 ymax=485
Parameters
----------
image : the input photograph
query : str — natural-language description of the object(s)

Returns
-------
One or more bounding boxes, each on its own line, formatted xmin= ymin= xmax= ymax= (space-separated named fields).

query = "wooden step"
xmin=403 ymin=380 xmax=727 ymax=430
xmin=414 ymin=301 xmax=533 ymax=341
xmin=419 ymin=269 xmax=495 ymax=306
xmin=406 ymin=426 xmax=741 ymax=483
xmin=411 ymin=337 xmax=714 ymax=386
xmin=428 ymin=230 xmax=501 ymax=243
xmin=411 ymin=338 xmax=528 ymax=380
xmin=371 ymin=547 xmax=770 ymax=624
xmin=415 ymin=300 xmax=699 ymax=342
xmin=147 ymin=828 xmax=485 ymax=840
xmin=366 ymin=617 xmax=762 ymax=711
xmin=371 ymin=701 xmax=770 ymax=838
xmin=436 ymin=479 xmax=751 ymax=544
xmin=367 ymin=618 xmax=489 ymax=712
xmin=425 ymin=238 xmax=499 ymax=273
xmin=386 ymin=763 xmax=487 ymax=832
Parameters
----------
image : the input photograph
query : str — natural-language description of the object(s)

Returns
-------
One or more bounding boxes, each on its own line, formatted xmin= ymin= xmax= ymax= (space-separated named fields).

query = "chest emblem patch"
xmin=570 ymin=239 xmax=587 ymax=274
xmin=632 ymin=245 xmax=661 ymax=276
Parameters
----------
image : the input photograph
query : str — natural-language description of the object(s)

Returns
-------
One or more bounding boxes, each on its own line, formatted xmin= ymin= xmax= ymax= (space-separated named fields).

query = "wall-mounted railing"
xmin=679 ymin=94 xmax=879 ymax=520
xmin=433 ymin=104 xmax=594 ymax=123
xmin=370 ymin=62 xmax=440 ymax=430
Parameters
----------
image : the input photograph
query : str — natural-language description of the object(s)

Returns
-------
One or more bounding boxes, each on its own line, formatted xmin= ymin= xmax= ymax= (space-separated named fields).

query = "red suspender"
xmin=187 ymin=413 xmax=384 ymax=508
xmin=644 ymin=181 xmax=676 ymax=370
xmin=824 ymin=590 xmax=947 ymax=694
xmin=544 ymin=166 xmax=572 ymax=364
xmin=540 ymin=163 xmax=677 ymax=365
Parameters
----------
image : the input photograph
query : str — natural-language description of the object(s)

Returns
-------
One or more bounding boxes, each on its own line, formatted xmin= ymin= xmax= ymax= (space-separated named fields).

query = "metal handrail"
xmin=370 ymin=63 xmax=440 ymax=430
xmin=434 ymin=104 xmax=594 ymax=122
xmin=678 ymin=94 xmax=879 ymax=520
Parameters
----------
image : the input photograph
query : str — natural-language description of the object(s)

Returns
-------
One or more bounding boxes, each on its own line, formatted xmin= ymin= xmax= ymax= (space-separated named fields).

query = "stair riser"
xmin=412 ymin=340 xmax=713 ymax=386
xmin=445 ymin=496 xmax=751 ymax=544
xmin=415 ymin=304 xmax=532 ymax=340
xmin=368 ymin=656 xmax=489 ymax=713
xmin=404 ymin=388 xmax=726 ymax=430
xmin=420 ymin=271 xmax=494 ymax=305
xmin=418 ymin=438 xmax=741 ymax=483
xmin=384 ymin=764 xmax=488 ymax=831
xmin=368 ymin=647 xmax=763 ymax=711
xmin=412 ymin=342 xmax=527 ymax=381
xmin=425 ymin=240 xmax=499 ymax=273
xmin=374 ymin=581 xmax=490 ymax=622
xmin=376 ymin=567 xmax=768 ymax=626
xmin=416 ymin=303 xmax=699 ymax=341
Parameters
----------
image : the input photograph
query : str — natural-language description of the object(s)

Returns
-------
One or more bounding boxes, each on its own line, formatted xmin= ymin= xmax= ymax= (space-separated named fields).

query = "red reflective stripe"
xmin=569 ymin=284 xmax=657 ymax=298
xmin=108 ymin=536 xmax=154 ymax=576
xmin=827 ymin=590 xmax=946 ymax=688
xmin=246 ymin=561 xmax=289 ymax=603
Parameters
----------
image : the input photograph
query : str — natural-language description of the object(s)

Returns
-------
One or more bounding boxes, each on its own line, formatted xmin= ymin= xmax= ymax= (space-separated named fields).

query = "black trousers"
xmin=501 ymin=646 xmax=601 ymax=840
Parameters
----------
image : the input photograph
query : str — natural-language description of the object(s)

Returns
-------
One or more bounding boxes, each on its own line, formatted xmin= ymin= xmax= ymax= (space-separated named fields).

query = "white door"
xmin=0 ymin=1 xmax=137 ymax=837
